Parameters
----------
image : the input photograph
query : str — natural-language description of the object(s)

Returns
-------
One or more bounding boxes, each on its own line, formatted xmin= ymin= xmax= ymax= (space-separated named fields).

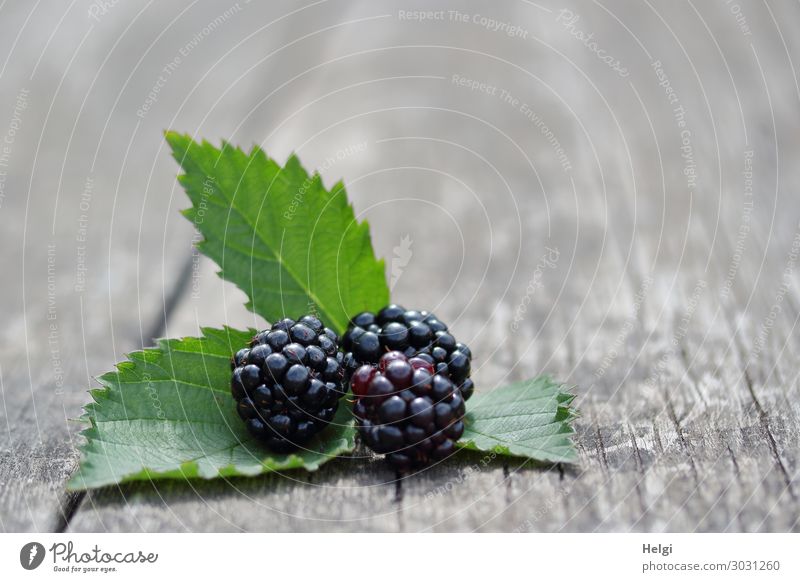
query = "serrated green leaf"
xmin=68 ymin=327 xmax=356 ymax=491
xmin=165 ymin=132 xmax=388 ymax=334
xmin=458 ymin=375 xmax=578 ymax=464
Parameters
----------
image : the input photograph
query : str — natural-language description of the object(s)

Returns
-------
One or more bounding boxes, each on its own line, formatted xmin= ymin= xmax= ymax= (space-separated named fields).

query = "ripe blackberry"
xmin=352 ymin=351 xmax=466 ymax=471
xmin=230 ymin=315 xmax=345 ymax=452
xmin=343 ymin=305 xmax=474 ymax=401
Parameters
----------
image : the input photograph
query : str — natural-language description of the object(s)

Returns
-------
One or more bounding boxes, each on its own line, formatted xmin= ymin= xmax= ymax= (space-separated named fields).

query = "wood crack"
xmin=54 ymin=491 xmax=85 ymax=534
xmin=59 ymin=250 xmax=198 ymax=532
xmin=627 ymin=423 xmax=647 ymax=514
xmin=666 ymin=396 xmax=699 ymax=484
xmin=394 ymin=473 xmax=405 ymax=532
xmin=594 ymin=421 xmax=610 ymax=475
xmin=503 ymin=462 xmax=512 ymax=506
xmin=742 ymin=368 xmax=797 ymax=500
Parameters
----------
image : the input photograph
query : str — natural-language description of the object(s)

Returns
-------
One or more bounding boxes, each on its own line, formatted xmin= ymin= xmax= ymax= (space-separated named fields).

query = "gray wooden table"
xmin=1 ymin=0 xmax=798 ymax=532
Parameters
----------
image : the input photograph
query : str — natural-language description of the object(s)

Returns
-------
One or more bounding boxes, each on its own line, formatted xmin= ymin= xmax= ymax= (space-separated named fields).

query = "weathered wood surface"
xmin=1 ymin=0 xmax=798 ymax=532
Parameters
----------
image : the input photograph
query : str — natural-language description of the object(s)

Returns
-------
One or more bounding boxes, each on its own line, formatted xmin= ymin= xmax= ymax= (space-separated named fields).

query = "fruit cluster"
xmin=230 ymin=315 xmax=345 ymax=452
xmin=342 ymin=304 xmax=474 ymax=401
xmin=230 ymin=307 xmax=473 ymax=470
xmin=351 ymin=351 xmax=465 ymax=471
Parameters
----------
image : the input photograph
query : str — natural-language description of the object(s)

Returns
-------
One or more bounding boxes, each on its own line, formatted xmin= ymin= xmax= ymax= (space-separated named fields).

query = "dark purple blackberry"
xmin=352 ymin=352 xmax=466 ymax=471
xmin=343 ymin=305 xmax=474 ymax=401
xmin=230 ymin=315 xmax=345 ymax=452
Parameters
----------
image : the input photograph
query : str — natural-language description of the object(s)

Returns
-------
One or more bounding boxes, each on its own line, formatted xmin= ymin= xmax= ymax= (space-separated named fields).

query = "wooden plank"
xmin=0 ymin=0 xmax=313 ymax=531
xmin=0 ymin=134 xmax=195 ymax=532
xmin=68 ymin=231 xmax=800 ymax=532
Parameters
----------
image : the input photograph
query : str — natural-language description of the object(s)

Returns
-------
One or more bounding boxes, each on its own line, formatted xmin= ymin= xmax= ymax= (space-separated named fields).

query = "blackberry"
xmin=343 ymin=305 xmax=474 ymax=401
xmin=352 ymin=351 xmax=466 ymax=471
xmin=230 ymin=315 xmax=345 ymax=452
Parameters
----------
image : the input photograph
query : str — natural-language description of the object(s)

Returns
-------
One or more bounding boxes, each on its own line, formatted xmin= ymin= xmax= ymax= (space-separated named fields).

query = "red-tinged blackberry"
xmin=230 ymin=314 xmax=345 ymax=452
xmin=342 ymin=305 xmax=474 ymax=401
xmin=352 ymin=351 xmax=466 ymax=471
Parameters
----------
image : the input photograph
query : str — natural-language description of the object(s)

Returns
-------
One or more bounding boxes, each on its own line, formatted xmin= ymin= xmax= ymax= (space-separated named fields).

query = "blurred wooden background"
xmin=1 ymin=0 xmax=798 ymax=531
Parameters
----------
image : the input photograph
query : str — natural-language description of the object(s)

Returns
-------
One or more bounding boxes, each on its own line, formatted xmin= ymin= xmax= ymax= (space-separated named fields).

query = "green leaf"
xmin=165 ymin=132 xmax=388 ymax=334
xmin=458 ymin=375 xmax=578 ymax=464
xmin=68 ymin=327 xmax=356 ymax=491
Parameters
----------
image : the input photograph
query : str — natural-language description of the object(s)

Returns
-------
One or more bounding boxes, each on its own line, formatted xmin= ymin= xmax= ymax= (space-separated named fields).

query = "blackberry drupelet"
xmin=351 ymin=351 xmax=466 ymax=471
xmin=342 ymin=304 xmax=474 ymax=401
xmin=230 ymin=315 xmax=345 ymax=452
